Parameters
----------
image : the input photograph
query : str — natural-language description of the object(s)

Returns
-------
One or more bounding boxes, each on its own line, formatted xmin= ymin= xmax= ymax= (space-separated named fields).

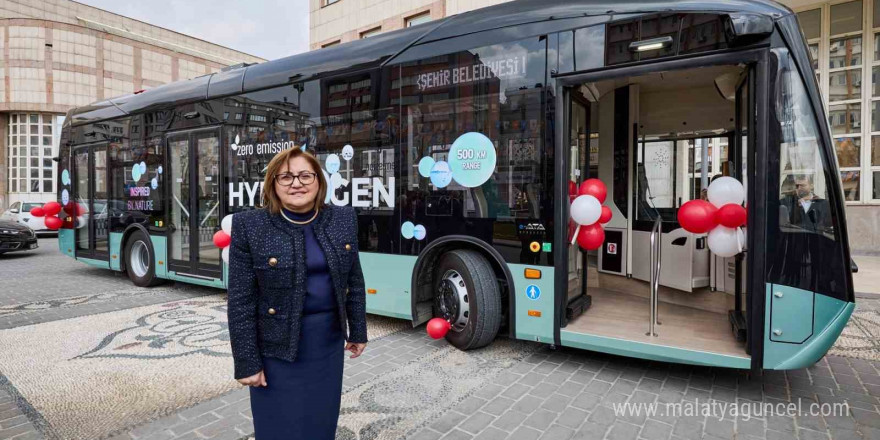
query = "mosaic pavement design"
xmin=829 ymin=297 xmax=880 ymax=362
xmin=0 ymin=296 xmax=410 ymax=440
xmin=335 ymin=339 xmax=538 ymax=440
xmin=0 ymin=288 xmax=165 ymax=318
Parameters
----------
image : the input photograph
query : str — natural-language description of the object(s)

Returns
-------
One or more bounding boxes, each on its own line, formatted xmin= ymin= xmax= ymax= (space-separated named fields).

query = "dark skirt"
xmin=249 ymin=310 xmax=344 ymax=440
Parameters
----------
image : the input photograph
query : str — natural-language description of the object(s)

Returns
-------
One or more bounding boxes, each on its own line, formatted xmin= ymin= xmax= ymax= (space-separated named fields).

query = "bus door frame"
xmin=71 ymin=141 xmax=110 ymax=261
xmin=552 ymin=48 xmax=770 ymax=370
xmin=563 ymin=88 xmax=592 ymax=316
xmin=163 ymin=126 xmax=225 ymax=281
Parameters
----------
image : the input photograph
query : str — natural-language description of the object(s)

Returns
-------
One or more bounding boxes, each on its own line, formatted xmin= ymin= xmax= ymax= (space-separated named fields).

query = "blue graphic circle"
xmin=448 ymin=132 xmax=496 ymax=188
xmin=139 ymin=161 xmax=147 ymax=174
xmin=413 ymin=224 xmax=426 ymax=240
xmin=526 ymin=284 xmax=541 ymax=300
xmin=342 ymin=145 xmax=354 ymax=161
xmin=401 ymin=221 xmax=415 ymax=239
xmin=61 ymin=169 xmax=70 ymax=186
xmin=430 ymin=161 xmax=452 ymax=188
xmin=330 ymin=172 xmax=344 ymax=189
xmin=323 ymin=169 xmax=332 ymax=204
xmin=157 ymin=165 xmax=163 ymax=175
xmin=326 ymin=154 xmax=340 ymax=174
xmin=151 ymin=177 xmax=158 ymax=190
xmin=131 ymin=166 xmax=141 ymax=181
xmin=61 ymin=189 xmax=69 ymax=205
xmin=418 ymin=156 xmax=435 ymax=178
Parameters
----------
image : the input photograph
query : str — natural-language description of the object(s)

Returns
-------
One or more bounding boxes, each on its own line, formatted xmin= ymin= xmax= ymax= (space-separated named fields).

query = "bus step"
xmin=728 ymin=310 xmax=747 ymax=342
xmin=566 ymin=295 xmax=592 ymax=321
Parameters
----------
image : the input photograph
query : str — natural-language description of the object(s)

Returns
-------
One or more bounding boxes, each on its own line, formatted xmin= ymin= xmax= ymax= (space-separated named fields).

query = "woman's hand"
xmin=346 ymin=342 xmax=367 ymax=359
xmin=238 ymin=370 xmax=267 ymax=387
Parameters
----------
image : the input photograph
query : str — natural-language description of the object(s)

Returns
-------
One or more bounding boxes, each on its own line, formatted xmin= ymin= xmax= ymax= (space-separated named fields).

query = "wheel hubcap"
xmin=436 ymin=269 xmax=470 ymax=332
xmin=130 ymin=240 xmax=149 ymax=278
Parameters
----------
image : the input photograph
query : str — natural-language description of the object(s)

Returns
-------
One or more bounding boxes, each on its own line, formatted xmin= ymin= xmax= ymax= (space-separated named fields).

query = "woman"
xmin=226 ymin=146 xmax=368 ymax=439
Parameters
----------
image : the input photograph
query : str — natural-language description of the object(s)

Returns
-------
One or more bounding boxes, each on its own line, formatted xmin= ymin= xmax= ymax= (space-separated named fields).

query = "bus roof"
xmin=66 ymin=0 xmax=791 ymax=127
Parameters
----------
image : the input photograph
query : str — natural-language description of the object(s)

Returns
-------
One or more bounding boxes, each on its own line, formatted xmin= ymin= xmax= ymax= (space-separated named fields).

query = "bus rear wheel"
xmin=125 ymin=230 xmax=163 ymax=287
xmin=433 ymin=249 xmax=501 ymax=350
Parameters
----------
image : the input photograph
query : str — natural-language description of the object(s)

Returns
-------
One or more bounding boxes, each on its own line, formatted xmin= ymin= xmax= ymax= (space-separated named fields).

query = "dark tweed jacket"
xmin=227 ymin=204 xmax=368 ymax=379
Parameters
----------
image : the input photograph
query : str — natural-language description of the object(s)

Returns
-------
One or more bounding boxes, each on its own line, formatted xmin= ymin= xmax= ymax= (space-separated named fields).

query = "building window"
xmin=324 ymin=0 xmax=340 ymax=5
xmin=406 ymin=12 xmax=433 ymax=27
xmin=322 ymin=40 xmax=341 ymax=48
xmin=360 ymin=27 xmax=381 ymax=39
xmin=796 ymin=0 xmax=880 ymax=202
xmin=7 ymin=113 xmax=57 ymax=195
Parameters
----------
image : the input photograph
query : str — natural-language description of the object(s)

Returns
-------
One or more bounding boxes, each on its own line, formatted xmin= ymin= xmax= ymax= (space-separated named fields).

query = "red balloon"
xmin=213 ymin=230 xmax=231 ymax=248
xmin=716 ymin=204 xmax=747 ymax=228
xmin=44 ymin=216 xmax=63 ymax=230
xmin=426 ymin=317 xmax=451 ymax=339
xmin=577 ymin=223 xmax=605 ymax=251
xmin=43 ymin=201 xmax=61 ymax=216
xmin=677 ymin=200 xmax=718 ymax=233
xmin=599 ymin=206 xmax=612 ymax=224
xmin=578 ymin=178 xmax=607 ymax=204
xmin=29 ymin=207 xmax=45 ymax=217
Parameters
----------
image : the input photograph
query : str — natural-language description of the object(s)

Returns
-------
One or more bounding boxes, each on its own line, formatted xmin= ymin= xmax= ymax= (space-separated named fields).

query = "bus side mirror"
xmin=723 ymin=13 xmax=774 ymax=46
xmin=851 ymin=258 xmax=859 ymax=273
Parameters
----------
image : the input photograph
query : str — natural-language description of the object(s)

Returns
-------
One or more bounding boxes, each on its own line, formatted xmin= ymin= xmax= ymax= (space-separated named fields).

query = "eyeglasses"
xmin=275 ymin=172 xmax=317 ymax=186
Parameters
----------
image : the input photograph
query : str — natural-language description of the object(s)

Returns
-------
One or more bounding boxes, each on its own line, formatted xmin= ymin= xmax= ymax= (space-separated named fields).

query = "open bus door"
xmin=554 ymin=51 xmax=770 ymax=369
xmin=165 ymin=128 xmax=224 ymax=281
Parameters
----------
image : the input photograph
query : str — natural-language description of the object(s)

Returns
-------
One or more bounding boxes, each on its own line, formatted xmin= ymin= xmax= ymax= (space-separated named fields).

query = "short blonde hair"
xmin=261 ymin=147 xmax=327 ymax=214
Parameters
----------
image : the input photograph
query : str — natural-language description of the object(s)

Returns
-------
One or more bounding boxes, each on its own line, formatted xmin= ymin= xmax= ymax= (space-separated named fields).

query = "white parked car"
xmin=0 ymin=201 xmax=56 ymax=236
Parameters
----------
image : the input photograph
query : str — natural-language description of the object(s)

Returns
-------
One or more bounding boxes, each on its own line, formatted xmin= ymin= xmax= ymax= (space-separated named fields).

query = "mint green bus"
xmin=57 ymin=0 xmax=854 ymax=372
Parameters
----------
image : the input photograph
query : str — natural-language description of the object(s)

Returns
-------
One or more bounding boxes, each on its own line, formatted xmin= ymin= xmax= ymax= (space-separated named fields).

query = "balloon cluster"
xmin=569 ymin=179 xmax=613 ymax=251
xmin=212 ymin=214 xmax=234 ymax=263
xmin=27 ymin=202 xmax=64 ymax=230
xmin=677 ymin=177 xmax=747 ymax=258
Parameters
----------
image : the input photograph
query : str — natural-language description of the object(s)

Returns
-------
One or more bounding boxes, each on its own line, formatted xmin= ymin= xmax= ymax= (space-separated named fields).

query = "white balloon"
xmin=26 ymin=216 xmax=45 ymax=230
xmin=707 ymin=226 xmax=745 ymax=257
xmin=571 ymin=195 xmax=602 ymax=225
xmin=222 ymin=247 xmax=230 ymax=263
xmin=707 ymin=176 xmax=745 ymax=208
xmin=221 ymin=214 xmax=234 ymax=235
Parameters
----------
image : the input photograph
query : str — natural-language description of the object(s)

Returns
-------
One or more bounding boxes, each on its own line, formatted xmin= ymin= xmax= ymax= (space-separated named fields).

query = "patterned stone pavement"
xmin=1 ymin=239 xmax=879 ymax=439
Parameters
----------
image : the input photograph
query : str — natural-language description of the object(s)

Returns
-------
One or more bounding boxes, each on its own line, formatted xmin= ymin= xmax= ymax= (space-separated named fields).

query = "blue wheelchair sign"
xmin=526 ymin=284 xmax=541 ymax=300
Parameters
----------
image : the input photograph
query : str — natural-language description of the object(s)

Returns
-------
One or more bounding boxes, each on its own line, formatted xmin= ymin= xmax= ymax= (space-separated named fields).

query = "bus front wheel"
xmin=433 ymin=249 xmax=501 ymax=350
xmin=124 ymin=230 xmax=163 ymax=287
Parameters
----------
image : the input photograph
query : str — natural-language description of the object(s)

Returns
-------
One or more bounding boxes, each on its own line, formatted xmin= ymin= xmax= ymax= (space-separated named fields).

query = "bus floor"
xmin=564 ymin=288 xmax=748 ymax=358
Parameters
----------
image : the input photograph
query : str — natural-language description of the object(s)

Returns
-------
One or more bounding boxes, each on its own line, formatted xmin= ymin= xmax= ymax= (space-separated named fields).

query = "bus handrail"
xmin=647 ymin=217 xmax=662 ymax=337
xmin=200 ymin=201 xmax=219 ymax=227
xmin=173 ymin=195 xmax=190 ymax=218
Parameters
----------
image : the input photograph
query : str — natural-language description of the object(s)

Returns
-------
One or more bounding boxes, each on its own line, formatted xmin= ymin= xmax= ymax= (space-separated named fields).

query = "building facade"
xmin=0 ymin=0 xmax=264 ymax=210
xmin=310 ymin=0 xmax=880 ymax=253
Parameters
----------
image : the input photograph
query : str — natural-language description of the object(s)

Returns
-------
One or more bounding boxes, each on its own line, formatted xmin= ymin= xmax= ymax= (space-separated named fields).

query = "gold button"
xmin=345 ymin=244 xmax=351 ymax=251
xmin=268 ymin=308 xmax=276 ymax=315
xmin=268 ymin=257 xmax=278 ymax=267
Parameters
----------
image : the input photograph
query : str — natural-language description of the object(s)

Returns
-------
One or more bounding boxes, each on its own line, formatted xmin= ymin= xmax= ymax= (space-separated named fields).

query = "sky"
xmin=77 ymin=0 xmax=310 ymax=61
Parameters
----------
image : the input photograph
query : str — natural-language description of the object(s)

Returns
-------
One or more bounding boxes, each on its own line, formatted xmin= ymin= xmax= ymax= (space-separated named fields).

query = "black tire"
xmin=433 ymin=249 xmax=501 ymax=350
xmin=124 ymin=230 xmax=163 ymax=287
